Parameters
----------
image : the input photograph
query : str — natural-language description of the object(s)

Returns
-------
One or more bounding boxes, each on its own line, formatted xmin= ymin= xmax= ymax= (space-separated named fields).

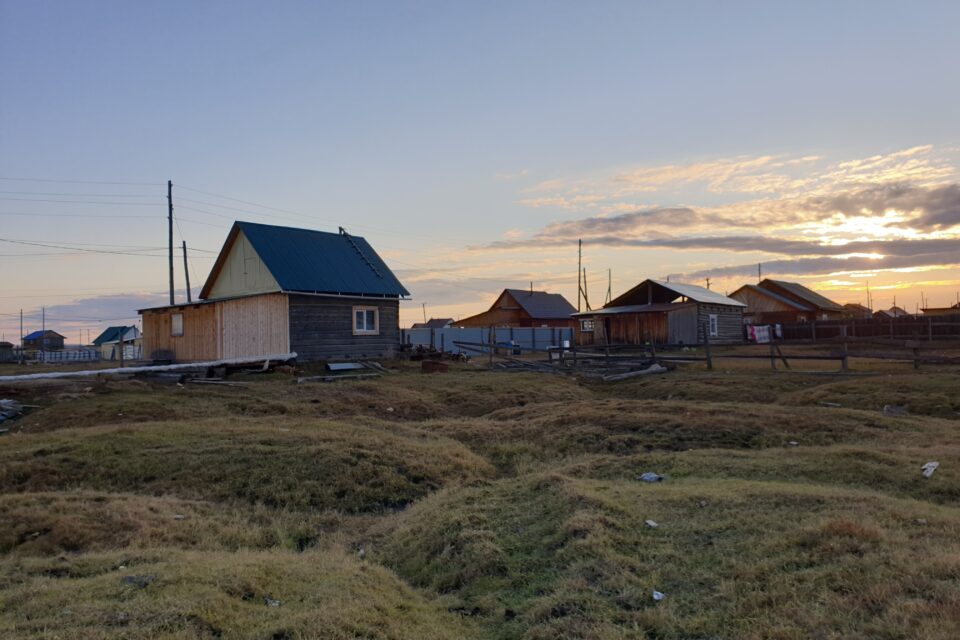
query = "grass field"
xmin=1 ymin=355 xmax=958 ymax=639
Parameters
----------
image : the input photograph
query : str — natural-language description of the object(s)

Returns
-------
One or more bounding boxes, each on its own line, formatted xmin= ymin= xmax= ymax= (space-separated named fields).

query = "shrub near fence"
xmin=780 ymin=314 xmax=960 ymax=342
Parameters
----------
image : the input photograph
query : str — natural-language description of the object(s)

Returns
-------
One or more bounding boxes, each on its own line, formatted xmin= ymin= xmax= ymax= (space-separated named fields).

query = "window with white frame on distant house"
xmin=708 ymin=314 xmax=719 ymax=337
xmin=580 ymin=319 xmax=595 ymax=332
xmin=353 ymin=306 xmax=379 ymax=335
xmin=171 ymin=313 xmax=184 ymax=337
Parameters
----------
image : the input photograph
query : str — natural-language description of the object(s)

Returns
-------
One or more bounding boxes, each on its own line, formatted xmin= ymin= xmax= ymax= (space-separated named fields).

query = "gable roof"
xmin=504 ymin=289 xmax=577 ymax=319
xmin=23 ymin=330 xmax=65 ymax=341
xmin=843 ymin=303 xmax=872 ymax=311
xmin=760 ymin=279 xmax=843 ymax=312
xmin=199 ymin=221 xmax=409 ymax=299
xmin=610 ymin=279 xmax=745 ymax=308
xmin=732 ymin=284 xmax=812 ymax=311
xmin=92 ymin=326 xmax=134 ymax=345
xmin=417 ymin=318 xmax=453 ymax=329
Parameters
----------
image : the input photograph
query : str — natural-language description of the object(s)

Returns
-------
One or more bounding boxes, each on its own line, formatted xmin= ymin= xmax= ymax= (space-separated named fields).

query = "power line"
xmin=0 ymin=212 xmax=156 ymax=219
xmin=0 ymin=190 xmax=159 ymax=197
xmin=0 ymin=197 xmax=162 ymax=206
xmin=0 ymin=177 xmax=161 ymax=186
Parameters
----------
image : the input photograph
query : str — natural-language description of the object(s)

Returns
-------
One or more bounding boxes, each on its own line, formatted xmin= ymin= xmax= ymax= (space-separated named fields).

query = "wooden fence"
xmin=779 ymin=314 xmax=960 ymax=342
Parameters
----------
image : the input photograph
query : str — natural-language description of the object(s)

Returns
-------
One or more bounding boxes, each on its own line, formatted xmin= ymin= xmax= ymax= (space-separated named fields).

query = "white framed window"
xmin=708 ymin=314 xmax=719 ymax=337
xmin=171 ymin=313 xmax=184 ymax=337
xmin=580 ymin=319 xmax=595 ymax=332
xmin=353 ymin=306 xmax=379 ymax=335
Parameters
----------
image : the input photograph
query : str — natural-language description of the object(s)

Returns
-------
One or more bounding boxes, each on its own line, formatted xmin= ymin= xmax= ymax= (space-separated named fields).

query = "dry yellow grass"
xmin=0 ymin=361 xmax=958 ymax=638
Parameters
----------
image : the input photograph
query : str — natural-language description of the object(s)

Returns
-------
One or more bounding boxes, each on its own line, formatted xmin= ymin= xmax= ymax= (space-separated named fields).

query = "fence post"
xmin=811 ymin=321 xmax=817 ymax=342
xmin=440 ymin=333 xmax=445 ymax=353
xmin=913 ymin=346 xmax=920 ymax=370
xmin=841 ymin=340 xmax=848 ymax=372
xmin=928 ymin=317 xmax=933 ymax=341
xmin=890 ymin=319 xmax=894 ymax=338
xmin=487 ymin=326 xmax=494 ymax=369
xmin=703 ymin=324 xmax=713 ymax=371
xmin=769 ymin=342 xmax=777 ymax=370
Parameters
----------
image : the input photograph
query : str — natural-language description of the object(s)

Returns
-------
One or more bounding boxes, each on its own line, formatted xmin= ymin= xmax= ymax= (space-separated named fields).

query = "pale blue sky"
xmin=2 ymin=1 xmax=959 ymax=338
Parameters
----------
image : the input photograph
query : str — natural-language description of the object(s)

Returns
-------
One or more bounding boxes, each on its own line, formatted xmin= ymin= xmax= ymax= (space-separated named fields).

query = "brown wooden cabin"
xmin=842 ymin=303 xmax=874 ymax=320
xmin=455 ymin=289 xmax=577 ymax=328
xmin=574 ymin=279 xmax=744 ymax=346
xmin=22 ymin=330 xmax=65 ymax=351
xmin=140 ymin=221 xmax=408 ymax=362
xmin=921 ymin=303 xmax=960 ymax=317
xmin=729 ymin=284 xmax=816 ymax=324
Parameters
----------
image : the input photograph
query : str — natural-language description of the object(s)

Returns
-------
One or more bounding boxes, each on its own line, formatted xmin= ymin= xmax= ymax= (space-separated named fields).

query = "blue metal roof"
xmin=201 ymin=221 xmax=409 ymax=299
xmin=23 ymin=330 xmax=63 ymax=340
xmin=92 ymin=326 xmax=130 ymax=346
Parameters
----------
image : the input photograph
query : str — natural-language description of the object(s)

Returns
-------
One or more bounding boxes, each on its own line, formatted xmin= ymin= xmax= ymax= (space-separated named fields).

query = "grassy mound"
xmin=376 ymin=473 xmax=960 ymax=639
xmin=0 ymin=548 xmax=473 ymax=639
xmin=0 ymin=418 xmax=493 ymax=512
xmin=0 ymin=492 xmax=349 ymax=556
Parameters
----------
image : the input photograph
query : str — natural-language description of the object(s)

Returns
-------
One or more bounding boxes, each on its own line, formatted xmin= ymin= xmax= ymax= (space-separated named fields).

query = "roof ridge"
xmin=339 ymin=227 xmax=383 ymax=279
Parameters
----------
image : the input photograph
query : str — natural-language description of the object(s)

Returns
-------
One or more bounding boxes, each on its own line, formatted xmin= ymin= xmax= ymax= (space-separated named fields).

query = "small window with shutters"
xmin=709 ymin=314 xmax=719 ymax=337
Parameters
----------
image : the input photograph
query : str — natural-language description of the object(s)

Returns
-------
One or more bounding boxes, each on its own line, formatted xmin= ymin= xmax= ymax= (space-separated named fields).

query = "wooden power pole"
xmin=168 ymin=180 xmax=175 ymax=305
xmin=182 ymin=241 xmax=192 ymax=303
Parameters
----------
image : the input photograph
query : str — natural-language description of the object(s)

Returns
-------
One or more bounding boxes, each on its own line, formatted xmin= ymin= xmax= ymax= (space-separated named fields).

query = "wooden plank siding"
xmin=141 ymin=302 xmax=220 ymax=361
xmin=288 ymin=294 xmax=399 ymax=360
xmin=219 ymin=294 xmax=289 ymax=359
xmin=695 ymin=304 xmax=744 ymax=344
xmin=730 ymin=287 xmax=813 ymax=324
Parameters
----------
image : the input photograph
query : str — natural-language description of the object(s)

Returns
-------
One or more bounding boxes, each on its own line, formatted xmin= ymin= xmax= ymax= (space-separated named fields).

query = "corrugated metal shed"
xmin=761 ymin=279 xmax=842 ymax=311
xmin=200 ymin=221 xmax=409 ymax=299
xmin=504 ymin=289 xmax=577 ymax=319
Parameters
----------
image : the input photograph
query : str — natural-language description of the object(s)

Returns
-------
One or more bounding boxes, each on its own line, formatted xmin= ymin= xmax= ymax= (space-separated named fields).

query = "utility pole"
xmin=577 ymin=239 xmax=582 ymax=312
xmin=42 ymin=306 xmax=45 ymax=334
xmin=582 ymin=267 xmax=591 ymax=311
xmin=422 ymin=302 xmax=427 ymax=324
xmin=605 ymin=269 xmax=612 ymax=305
xmin=168 ymin=180 xmax=175 ymax=305
xmin=182 ymin=241 xmax=192 ymax=303
xmin=705 ymin=277 xmax=711 ymax=290
xmin=19 ymin=309 xmax=23 ymax=364
xmin=757 ymin=263 xmax=762 ymax=284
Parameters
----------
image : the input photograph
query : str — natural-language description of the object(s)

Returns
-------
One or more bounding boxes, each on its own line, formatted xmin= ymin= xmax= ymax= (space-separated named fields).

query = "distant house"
xmin=455 ymin=289 xmax=577 ymax=328
xmin=842 ymin=303 xmax=873 ymax=319
xmin=874 ymin=306 xmax=911 ymax=319
xmin=22 ymin=330 xmax=65 ymax=351
xmin=730 ymin=279 xmax=844 ymax=323
xmin=92 ymin=325 xmax=141 ymax=360
xmin=139 ymin=221 xmax=409 ymax=362
xmin=411 ymin=318 xmax=454 ymax=329
xmin=0 ymin=341 xmax=14 ymax=362
xmin=921 ymin=303 xmax=960 ymax=317
xmin=574 ymin=279 xmax=745 ymax=346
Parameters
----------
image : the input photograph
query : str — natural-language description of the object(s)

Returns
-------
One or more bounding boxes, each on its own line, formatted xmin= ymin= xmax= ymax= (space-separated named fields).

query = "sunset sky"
xmin=2 ymin=1 xmax=959 ymax=342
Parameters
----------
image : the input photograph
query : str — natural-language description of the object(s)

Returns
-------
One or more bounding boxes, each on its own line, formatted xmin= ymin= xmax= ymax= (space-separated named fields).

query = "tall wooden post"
xmin=168 ymin=180 xmax=175 ymax=305
xmin=703 ymin=324 xmax=713 ymax=371
xmin=182 ymin=241 xmax=192 ymax=303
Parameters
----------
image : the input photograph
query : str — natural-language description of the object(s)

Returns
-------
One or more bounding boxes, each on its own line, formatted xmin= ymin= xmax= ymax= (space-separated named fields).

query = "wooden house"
xmin=842 ymin=303 xmax=874 ymax=319
xmin=921 ymin=303 xmax=960 ymax=317
xmin=730 ymin=279 xmax=844 ymax=323
xmin=411 ymin=318 xmax=454 ymax=329
xmin=874 ymin=306 xmax=911 ymax=319
xmin=574 ymin=279 xmax=744 ymax=346
xmin=22 ymin=330 xmax=65 ymax=351
xmin=91 ymin=326 xmax=141 ymax=360
xmin=139 ymin=222 xmax=409 ymax=362
xmin=455 ymin=289 xmax=577 ymax=328
xmin=0 ymin=341 xmax=14 ymax=362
